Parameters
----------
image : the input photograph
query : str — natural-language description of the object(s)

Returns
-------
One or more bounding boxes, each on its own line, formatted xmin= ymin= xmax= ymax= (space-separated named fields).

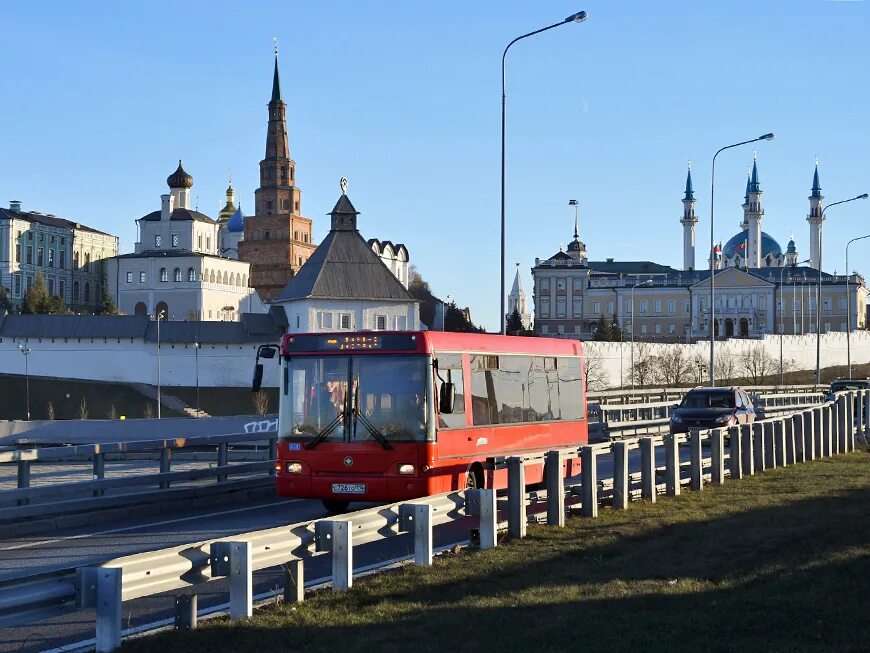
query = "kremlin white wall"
xmin=582 ymin=330 xmax=870 ymax=389
xmin=0 ymin=337 xmax=279 ymax=388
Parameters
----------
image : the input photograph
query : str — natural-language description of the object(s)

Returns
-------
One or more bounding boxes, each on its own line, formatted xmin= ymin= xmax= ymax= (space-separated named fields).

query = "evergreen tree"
xmin=45 ymin=294 xmax=71 ymax=315
xmin=101 ymin=292 xmax=120 ymax=315
xmin=506 ymin=308 xmax=523 ymax=334
xmin=0 ymin=285 xmax=11 ymax=312
xmin=21 ymin=271 xmax=49 ymax=314
xmin=593 ymin=314 xmax=611 ymax=341
xmin=609 ymin=314 xmax=624 ymax=341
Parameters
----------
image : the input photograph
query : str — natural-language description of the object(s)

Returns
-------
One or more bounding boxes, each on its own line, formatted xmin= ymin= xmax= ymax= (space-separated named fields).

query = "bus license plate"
xmin=332 ymin=483 xmax=366 ymax=495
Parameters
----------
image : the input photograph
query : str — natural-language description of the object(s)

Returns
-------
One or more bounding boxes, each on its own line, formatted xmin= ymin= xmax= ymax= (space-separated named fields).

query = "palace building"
xmin=530 ymin=160 xmax=867 ymax=341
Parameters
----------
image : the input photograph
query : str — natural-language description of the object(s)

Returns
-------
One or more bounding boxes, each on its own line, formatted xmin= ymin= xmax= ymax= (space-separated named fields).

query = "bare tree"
xmin=77 ymin=397 xmax=89 ymax=420
xmin=656 ymin=347 xmax=694 ymax=387
xmin=714 ymin=344 xmax=737 ymax=384
xmin=143 ymin=403 xmax=154 ymax=419
xmin=583 ymin=347 xmax=611 ymax=392
xmin=740 ymin=343 xmax=778 ymax=385
xmin=253 ymin=390 xmax=270 ymax=416
xmin=106 ymin=405 xmax=117 ymax=420
xmin=631 ymin=342 xmax=656 ymax=387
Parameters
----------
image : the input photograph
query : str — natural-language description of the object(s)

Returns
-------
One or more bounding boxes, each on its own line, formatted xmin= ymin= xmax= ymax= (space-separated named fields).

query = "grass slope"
xmin=124 ymin=449 xmax=870 ymax=653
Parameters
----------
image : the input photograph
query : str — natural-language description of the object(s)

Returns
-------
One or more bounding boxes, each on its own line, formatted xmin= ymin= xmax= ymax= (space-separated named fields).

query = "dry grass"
xmin=123 ymin=449 xmax=870 ymax=653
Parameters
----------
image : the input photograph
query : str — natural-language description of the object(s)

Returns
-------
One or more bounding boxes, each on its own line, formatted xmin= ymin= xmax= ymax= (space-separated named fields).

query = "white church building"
xmin=107 ymin=162 xmax=263 ymax=321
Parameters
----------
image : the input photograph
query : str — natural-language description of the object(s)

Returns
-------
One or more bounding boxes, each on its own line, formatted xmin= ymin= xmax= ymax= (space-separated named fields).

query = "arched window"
xmin=264 ymin=231 xmax=270 ymax=240
xmin=84 ymin=282 xmax=90 ymax=302
xmin=156 ymin=301 xmax=168 ymax=319
xmin=298 ymin=256 xmax=302 ymax=266
xmin=294 ymin=231 xmax=298 ymax=241
xmin=160 ymin=268 xmax=168 ymax=282
xmin=174 ymin=268 xmax=181 ymax=282
xmin=85 ymin=253 xmax=91 ymax=266
xmin=188 ymin=267 xmax=197 ymax=282
xmin=73 ymin=281 xmax=79 ymax=301
xmin=242 ymin=274 xmax=247 ymax=287
xmin=223 ymin=271 xmax=229 ymax=285
xmin=210 ymin=271 xmax=216 ymax=283
xmin=303 ymin=233 xmax=308 ymax=243
xmin=73 ymin=252 xmax=80 ymax=268
xmin=203 ymin=268 xmax=209 ymax=281
xmin=134 ymin=301 xmax=147 ymax=316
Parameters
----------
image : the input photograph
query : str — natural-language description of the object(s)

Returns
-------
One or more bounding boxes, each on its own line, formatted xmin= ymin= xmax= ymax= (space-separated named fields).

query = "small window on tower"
xmin=267 ymin=201 xmax=273 ymax=212
xmin=171 ymin=234 xmax=179 ymax=247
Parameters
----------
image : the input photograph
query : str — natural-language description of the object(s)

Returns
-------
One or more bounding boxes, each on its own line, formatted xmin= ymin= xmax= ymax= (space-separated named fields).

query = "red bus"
xmin=252 ymin=331 xmax=589 ymax=512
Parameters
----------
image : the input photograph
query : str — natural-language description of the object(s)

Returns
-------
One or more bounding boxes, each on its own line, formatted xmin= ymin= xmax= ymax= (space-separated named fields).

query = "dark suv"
xmin=669 ymin=387 xmax=757 ymax=434
xmin=826 ymin=379 xmax=870 ymax=403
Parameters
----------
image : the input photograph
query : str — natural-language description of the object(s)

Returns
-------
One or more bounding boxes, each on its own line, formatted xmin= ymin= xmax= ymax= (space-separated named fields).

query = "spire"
xmin=271 ymin=40 xmax=282 ymax=103
xmin=569 ymin=199 xmax=579 ymax=239
xmin=811 ymin=160 xmax=822 ymax=198
xmin=510 ymin=263 xmax=524 ymax=296
xmin=748 ymin=157 xmax=761 ymax=193
xmin=330 ymin=177 xmax=359 ymax=231
xmin=684 ymin=163 xmax=694 ymax=200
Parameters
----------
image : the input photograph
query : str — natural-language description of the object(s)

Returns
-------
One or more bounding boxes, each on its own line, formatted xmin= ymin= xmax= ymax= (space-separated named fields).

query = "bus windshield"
xmin=282 ymin=355 xmax=431 ymax=443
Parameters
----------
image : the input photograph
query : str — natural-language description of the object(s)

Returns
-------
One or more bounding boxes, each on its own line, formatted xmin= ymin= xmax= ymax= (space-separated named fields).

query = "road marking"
xmin=0 ymin=498 xmax=307 ymax=552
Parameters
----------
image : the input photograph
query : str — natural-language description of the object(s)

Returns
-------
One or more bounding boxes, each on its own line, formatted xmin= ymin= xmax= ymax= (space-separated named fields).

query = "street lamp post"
xmin=814 ymin=194 xmax=868 ymax=385
xmin=501 ymin=10 xmax=588 ymax=334
xmin=708 ymin=133 xmax=774 ymax=386
xmin=846 ymin=232 xmax=870 ymax=378
xmin=193 ymin=341 xmax=201 ymax=417
xmin=442 ymin=295 xmax=451 ymax=331
xmin=630 ymin=280 xmax=652 ymax=389
xmin=18 ymin=340 xmax=32 ymax=421
xmin=155 ymin=310 xmax=165 ymax=419
xmin=779 ymin=259 xmax=810 ymax=385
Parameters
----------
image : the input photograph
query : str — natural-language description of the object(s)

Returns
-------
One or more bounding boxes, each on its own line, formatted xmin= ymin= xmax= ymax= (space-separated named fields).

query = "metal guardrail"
xmin=2 ymin=389 xmax=867 ymax=652
xmin=588 ymin=384 xmax=822 ymax=405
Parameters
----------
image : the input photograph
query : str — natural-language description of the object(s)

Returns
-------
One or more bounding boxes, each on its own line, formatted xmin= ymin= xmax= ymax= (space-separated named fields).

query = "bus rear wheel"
xmin=323 ymin=499 xmax=350 ymax=514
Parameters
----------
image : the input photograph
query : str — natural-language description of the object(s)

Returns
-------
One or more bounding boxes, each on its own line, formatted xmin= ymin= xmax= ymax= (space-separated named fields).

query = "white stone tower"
xmin=680 ymin=164 xmax=698 ymax=270
xmin=507 ymin=263 xmax=531 ymax=330
xmin=743 ymin=155 xmax=764 ymax=268
xmin=807 ymin=162 xmax=824 ymax=270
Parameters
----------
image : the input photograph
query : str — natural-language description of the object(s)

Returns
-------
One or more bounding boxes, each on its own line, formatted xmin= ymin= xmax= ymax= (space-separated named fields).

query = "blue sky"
xmin=2 ymin=0 xmax=869 ymax=329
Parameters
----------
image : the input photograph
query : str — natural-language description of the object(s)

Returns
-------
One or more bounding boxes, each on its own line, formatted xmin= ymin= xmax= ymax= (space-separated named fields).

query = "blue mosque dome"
xmin=226 ymin=207 xmax=244 ymax=233
xmin=722 ymin=230 xmax=782 ymax=259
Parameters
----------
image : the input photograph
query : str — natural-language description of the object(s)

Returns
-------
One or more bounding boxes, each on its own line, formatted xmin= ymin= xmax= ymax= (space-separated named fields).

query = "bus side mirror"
xmin=252 ymin=363 xmax=264 ymax=392
xmin=439 ymin=382 xmax=455 ymax=414
xmin=258 ymin=346 xmax=276 ymax=359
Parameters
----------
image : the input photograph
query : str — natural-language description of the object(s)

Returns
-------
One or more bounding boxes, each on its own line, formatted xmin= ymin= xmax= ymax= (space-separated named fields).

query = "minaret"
xmin=680 ymin=163 xmax=698 ymax=270
xmin=807 ymin=161 xmax=824 ymax=270
xmin=217 ymin=179 xmax=236 ymax=227
xmin=743 ymin=155 xmax=764 ymax=268
xmin=785 ymin=234 xmax=798 ymax=266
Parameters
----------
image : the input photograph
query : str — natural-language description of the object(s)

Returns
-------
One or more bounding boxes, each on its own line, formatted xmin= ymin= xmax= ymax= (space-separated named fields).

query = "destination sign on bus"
xmin=284 ymin=333 xmax=418 ymax=353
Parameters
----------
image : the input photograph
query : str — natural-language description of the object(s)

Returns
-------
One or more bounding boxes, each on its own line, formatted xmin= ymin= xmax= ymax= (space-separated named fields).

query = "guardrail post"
xmin=217 ymin=442 xmax=229 ymax=483
xmin=711 ymin=428 xmax=725 ymax=485
xmin=612 ymin=442 xmax=629 ymax=510
xmin=753 ymin=423 xmax=766 ymax=473
xmin=854 ymin=392 xmax=863 ymax=441
xmin=640 ymin=437 xmax=656 ymax=502
xmin=836 ymin=395 xmax=847 ymax=455
xmin=16 ymin=460 xmax=31 ymax=506
xmin=821 ymin=405 xmax=834 ymax=457
xmin=315 ymin=521 xmax=353 ymax=590
xmin=793 ymin=413 xmax=805 ymax=463
xmin=209 ymin=541 xmax=253 ymax=617
xmin=689 ymin=429 xmax=703 ymax=491
xmin=804 ymin=411 xmax=816 ymax=461
xmin=465 ymin=489 xmax=497 ymax=550
xmin=729 ymin=425 xmax=743 ymax=480
xmin=864 ymin=390 xmax=870 ymax=443
xmin=581 ymin=446 xmax=598 ymax=517
xmin=283 ymin=559 xmax=305 ymax=603
xmin=159 ymin=447 xmax=172 ymax=490
xmin=507 ymin=456 xmax=526 ymax=538
xmin=93 ymin=452 xmax=106 ymax=497
xmin=742 ymin=424 xmax=755 ymax=476
xmin=412 ymin=504 xmax=433 ymax=565
xmin=664 ymin=433 xmax=679 ymax=496
xmin=764 ymin=421 xmax=776 ymax=470
xmin=847 ymin=392 xmax=857 ymax=452
xmin=814 ymin=406 xmax=824 ymax=458
xmin=174 ymin=594 xmax=197 ymax=631
xmin=269 ymin=438 xmax=278 ymax=477
xmin=95 ymin=568 xmax=122 ymax=653
xmin=546 ymin=450 xmax=565 ymax=526
xmin=774 ymin=419 xmax=786 ymax=467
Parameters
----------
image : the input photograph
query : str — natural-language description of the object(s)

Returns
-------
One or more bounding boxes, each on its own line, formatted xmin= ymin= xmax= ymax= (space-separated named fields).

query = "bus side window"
xmin=435 ymin=353 xmax=465 ymax=429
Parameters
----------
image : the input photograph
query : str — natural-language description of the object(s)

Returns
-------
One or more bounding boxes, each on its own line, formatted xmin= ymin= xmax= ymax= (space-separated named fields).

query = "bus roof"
xmin=280 ymin=331 xmax=584 ymax=357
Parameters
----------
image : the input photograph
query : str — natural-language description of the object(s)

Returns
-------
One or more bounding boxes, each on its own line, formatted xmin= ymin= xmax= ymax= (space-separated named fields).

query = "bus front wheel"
xmin=323 ymin=499 xmax=350 ymax=514
xmin=465 ymin=465 xmax=484 ymax=490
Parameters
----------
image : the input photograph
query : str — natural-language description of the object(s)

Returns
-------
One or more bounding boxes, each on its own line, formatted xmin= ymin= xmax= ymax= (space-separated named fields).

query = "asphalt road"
xmin=0 ymin=443 xmax=691 ymax=652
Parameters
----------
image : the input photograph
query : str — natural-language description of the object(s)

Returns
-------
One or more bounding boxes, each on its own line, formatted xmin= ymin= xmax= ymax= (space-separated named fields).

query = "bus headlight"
xmin=398 ymin=464 xmax=416 ymax=475
xmin=285 ymin=462 xmax=303 ymax=474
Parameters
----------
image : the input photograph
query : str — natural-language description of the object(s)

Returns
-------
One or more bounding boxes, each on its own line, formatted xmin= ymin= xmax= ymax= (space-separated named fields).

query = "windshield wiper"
xmin=352 ymin=408 xmax=393 ymax=450
xmin=304 ymin=410 xmax=345 ymax=450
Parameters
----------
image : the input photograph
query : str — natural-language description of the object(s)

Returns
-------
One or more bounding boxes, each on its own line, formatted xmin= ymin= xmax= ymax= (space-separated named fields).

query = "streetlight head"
xmin=565 ymin=10 xmax=588 ymax=23
xmin=858 ymin=193 xmax=869 ymax=200
xmin=760 ymin=133 xmax=775 ymax=141
xmin=568 ymin=199 xmax=579 ymax=206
